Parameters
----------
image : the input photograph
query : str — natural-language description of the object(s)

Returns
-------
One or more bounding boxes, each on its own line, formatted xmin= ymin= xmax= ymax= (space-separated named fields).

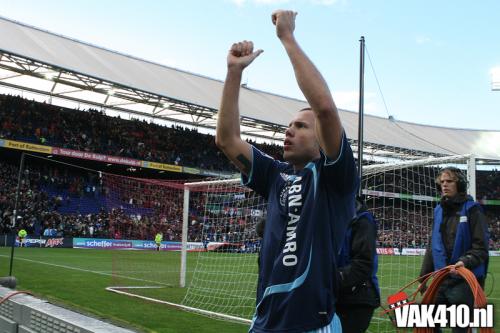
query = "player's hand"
xmin=450 ymin=261 xmax=465 ymax=275
xmin=227 ymin=41 xmax=263 ymax=71
xmin=271 ymin=10 xmax=297 ymax=40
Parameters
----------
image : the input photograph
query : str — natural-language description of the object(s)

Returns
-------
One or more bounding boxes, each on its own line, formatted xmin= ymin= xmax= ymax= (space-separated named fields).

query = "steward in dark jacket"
xmin=419 ymin=167 xmax=489 ymax=333
xmin=336 ymin=199 xmax=380 ymax=333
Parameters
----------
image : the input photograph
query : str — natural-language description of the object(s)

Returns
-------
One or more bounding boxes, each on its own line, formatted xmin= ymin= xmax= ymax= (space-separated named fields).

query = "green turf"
xmin=0 ymin=247 xmax=497 ymax=332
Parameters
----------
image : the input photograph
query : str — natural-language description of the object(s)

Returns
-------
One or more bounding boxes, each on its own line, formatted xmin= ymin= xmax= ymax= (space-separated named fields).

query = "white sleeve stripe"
xmin=323 ymin=130 xmax=345 ymax=166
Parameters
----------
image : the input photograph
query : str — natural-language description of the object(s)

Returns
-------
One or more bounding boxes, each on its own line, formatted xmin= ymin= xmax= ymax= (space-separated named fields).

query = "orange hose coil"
xmin=414 ymin=265 xmax=494 ymax=333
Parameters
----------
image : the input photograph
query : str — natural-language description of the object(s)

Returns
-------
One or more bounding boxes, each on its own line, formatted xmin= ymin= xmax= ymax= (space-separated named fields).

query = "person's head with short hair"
xmin=283 ymin=108 xmax=321 ymax=170
xmin=435 ymin=167 xmax=467 ymax=198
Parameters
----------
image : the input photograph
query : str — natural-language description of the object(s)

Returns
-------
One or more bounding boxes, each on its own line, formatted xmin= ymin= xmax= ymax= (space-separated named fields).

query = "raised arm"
xmin=272 ymin=10 xmax=343 ymax=159
xmin=215 ymin=41 xmax=263 ymax=175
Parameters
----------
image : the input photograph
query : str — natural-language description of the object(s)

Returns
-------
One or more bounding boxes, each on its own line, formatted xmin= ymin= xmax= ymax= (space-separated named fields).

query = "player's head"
xmin=435 ymin=167 xmax=467 ymax=198
xmin=283 ymin=108 xmax=320 ymax=168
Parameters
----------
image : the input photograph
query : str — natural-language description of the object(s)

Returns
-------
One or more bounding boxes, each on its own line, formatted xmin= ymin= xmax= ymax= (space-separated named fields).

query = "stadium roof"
xmin=0 ymin=16 xmax=498 ymax=161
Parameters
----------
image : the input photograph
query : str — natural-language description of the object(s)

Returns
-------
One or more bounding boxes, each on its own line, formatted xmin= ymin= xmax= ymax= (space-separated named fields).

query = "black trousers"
xmin=433 ymin=278 xmax=475 ymax=333
xmin=336 ymin=304 xmax=376 ymax=333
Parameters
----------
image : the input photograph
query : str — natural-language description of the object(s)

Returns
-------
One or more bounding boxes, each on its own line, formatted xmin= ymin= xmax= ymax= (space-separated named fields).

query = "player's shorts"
xmin=250 ymin=311 xmax=342 ymax=332
xmin=304 ymin=313 xmax=342 ymax=333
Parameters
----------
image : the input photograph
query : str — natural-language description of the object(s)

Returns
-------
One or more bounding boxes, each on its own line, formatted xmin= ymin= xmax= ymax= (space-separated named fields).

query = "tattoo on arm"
xmin=236 ymin=154 xmax=251 ymax=174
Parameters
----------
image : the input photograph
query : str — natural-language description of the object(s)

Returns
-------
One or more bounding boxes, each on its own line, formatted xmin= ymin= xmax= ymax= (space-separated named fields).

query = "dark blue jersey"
xmin=243 ymin=132 xmax=358 ymax=333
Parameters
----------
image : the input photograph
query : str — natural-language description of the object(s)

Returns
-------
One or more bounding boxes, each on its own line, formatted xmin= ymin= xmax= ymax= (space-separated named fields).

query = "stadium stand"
xmin=0 ymin=100 xmax=499 ymax=249
xmin=477 ymin=169 xmax=500 ymax=200
xmin=0 ymin=94 xmax=283 ymax=173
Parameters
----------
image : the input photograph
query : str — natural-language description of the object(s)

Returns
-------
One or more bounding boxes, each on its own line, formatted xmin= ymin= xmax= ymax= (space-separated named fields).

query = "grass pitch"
xmin=0 ymin=247 xmax=497 ymax=332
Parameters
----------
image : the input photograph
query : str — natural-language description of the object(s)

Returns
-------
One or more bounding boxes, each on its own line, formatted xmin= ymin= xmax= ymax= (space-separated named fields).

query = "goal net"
xmin=100 ymin=173 xmax=197 ymax=288
xmin=8 ymin=153 xmax=204 ymax=290
xmin=181 ymin=179 xmax=265 ymax=323
xmin=180 ymin=153 xmax=476 ymax=331
xmin=361 ymin=153 xmax=474 ymax=332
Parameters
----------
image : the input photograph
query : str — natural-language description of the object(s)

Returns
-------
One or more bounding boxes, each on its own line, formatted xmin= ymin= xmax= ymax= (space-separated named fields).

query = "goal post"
xmin=180 ymin=185 xmax=190 ymax=288
xmin=180 ymin=177 xmax=265 ymax=322
xmin=467 ymin=155 xmax=477 ymax=200
xmin=180 ymin=178 xmax=243 ymax=288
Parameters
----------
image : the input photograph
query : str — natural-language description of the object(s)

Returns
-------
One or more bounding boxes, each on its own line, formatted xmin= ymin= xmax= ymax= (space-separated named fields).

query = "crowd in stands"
xmin=1 ymin=156 xmax=499 ymax=249
xmin=374 ymin=208 xmax=432 ymax=249
xmin=478 ymin=170 xmax=500 ymax=201
xmin=486 ymin=210 xmax=500 ymax=250
xmin=0 ymin=160 xmax=201 ymax=242
xmin=0 ymin=94 xmax=282 ymax=173
xmin=0 ymin=93 xmax=499 ymax=249
xmin=364 ymin=171 xmax=441 ymax=198
xmin=374 ymin=207 xmax=500 ymax=250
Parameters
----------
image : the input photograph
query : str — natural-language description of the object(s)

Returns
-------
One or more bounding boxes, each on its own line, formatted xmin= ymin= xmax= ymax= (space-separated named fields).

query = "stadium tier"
xmin=0 ymin=94 xmax=282 ymax=174
xmin=1 ymin=143 xmax=498 ymax=248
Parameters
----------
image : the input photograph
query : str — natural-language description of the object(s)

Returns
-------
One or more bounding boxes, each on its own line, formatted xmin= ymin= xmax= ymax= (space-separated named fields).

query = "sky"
xmin=0 ymin=0 xmax=499 ymax=131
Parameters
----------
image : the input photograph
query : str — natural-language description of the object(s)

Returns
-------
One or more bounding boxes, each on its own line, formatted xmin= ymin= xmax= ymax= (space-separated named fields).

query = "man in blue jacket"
xmin=420 ymin=167 xmax=489 ymax=333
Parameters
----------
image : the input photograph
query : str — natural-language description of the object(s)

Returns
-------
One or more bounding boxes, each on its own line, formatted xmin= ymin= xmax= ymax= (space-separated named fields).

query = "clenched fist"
xmin=227 ymin=40 xmax=263 ymax=71
xmin=271 ymin=10 xmax=297 ymax=40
